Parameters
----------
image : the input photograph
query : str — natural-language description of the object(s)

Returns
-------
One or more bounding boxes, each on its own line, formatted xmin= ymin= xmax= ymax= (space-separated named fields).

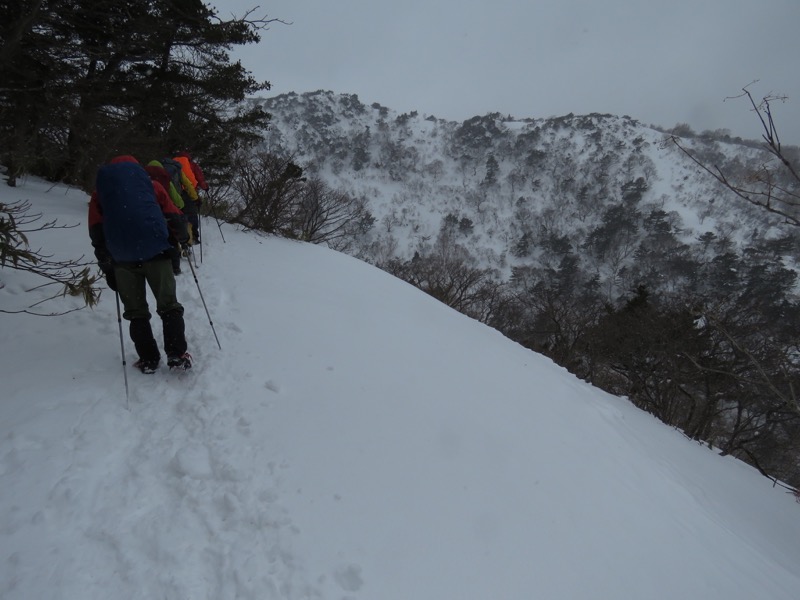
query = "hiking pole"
xmin=206 ymin=191 xmax=226 ymax=243
xmin=115 ymin=292 xmax=130 ymax=410
xmin=185 ymin=251 xmax=222 ymax=350
xmin=198 ymin=213 xmax=203 ymax=264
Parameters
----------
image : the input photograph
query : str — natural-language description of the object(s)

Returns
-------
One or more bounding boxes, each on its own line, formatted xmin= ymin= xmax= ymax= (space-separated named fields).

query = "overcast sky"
xmin=220 ymin=0 xmax=800 ymax=144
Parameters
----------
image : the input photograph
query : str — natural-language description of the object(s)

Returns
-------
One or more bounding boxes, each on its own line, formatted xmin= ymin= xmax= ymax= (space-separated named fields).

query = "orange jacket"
xmin=175 ymin=152 xmax=209 ymax=191
xmin=174 ymin=156 xmax=196 ymax=186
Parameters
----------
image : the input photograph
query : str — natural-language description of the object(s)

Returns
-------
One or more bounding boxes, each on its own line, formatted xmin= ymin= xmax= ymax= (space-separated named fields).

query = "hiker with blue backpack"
xmin=88 ymin=155 xmax=193 ymax=373
xmin=145 ymin=160 xmax=187 ymax=275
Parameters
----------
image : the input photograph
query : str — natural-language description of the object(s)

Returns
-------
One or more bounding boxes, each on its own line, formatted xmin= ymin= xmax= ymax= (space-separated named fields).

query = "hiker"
xmin=144 ymin=160 xmax=186 ymax=275
xmin=88 ymin=155 xmax=193 ymax=373
xmin=174 ymin=152 xmax=208 ymax=243
xmin=161 ymin=155 xmax=200 ymax=244
xmin=175 ymin=151 xmax=209 ymax=193
xmin=145 ymin=159 xmax=185 ymax=211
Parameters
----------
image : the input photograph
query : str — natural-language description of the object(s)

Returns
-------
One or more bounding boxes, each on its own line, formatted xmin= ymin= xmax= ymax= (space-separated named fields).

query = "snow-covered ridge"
xmin=252 ymin=90 xmax=795 ymax=296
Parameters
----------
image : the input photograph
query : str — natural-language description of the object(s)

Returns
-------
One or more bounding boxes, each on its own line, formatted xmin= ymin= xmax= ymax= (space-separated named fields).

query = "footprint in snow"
xmin=170 ymin=444 xmax=213 ymax=480
xmin=334 ymin=564 xmax=364 ymax=592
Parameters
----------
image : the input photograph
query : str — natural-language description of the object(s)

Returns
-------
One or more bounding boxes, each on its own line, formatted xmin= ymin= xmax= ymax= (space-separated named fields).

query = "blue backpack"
xmin=96 ymin=162 xmax=171 ymax=262
xmin=160 ymin=157 xmax=185 ymax=191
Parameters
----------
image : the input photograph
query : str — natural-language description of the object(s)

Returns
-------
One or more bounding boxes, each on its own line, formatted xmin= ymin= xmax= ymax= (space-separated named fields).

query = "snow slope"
xmin=1 ymin=178 xmax=799 ymax=599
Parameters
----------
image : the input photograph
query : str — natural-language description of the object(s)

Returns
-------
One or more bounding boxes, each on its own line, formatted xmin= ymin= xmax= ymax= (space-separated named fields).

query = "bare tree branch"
xmin=671 ymin=84 xmax=800 ymax=228
xmin=1 ymin=200 xmax=102 ymax=314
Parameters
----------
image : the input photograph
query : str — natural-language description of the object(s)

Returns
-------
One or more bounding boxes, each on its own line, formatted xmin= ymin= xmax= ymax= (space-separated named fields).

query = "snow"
xmin=2 ymin=177 xmax=800 ymax=600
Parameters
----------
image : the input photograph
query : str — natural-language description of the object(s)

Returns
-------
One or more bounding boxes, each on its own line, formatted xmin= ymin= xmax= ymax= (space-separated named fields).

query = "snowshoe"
xmin=167 ymin=352 xmax=193 ymax=371
xmin=133 ymin=358 xmax=159 ymax=374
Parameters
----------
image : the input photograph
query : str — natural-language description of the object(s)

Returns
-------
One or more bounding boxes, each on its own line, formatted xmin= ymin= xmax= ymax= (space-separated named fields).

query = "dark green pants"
xmin=115 ymin=259 xmax=187 ymax=362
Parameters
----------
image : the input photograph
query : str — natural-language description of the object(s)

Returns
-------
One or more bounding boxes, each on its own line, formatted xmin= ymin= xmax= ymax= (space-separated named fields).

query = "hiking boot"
xmin=167 ymin=352 xmax=192 ymax=371
xmin=133 ymin=358 xmax=159 ymax=374
xmin=173 ymin=267 xmax=182 ymax=275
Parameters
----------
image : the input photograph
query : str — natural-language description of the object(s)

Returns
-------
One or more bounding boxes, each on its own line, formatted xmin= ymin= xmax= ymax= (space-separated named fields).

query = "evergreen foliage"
xmin=0 ymin=0 xmax=272 ymax=188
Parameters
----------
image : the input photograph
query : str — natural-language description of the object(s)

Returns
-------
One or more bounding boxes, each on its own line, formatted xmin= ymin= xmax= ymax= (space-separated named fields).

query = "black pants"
xmin=182 ymin=197 xmax=200 ymax=243
xmin=170 ymin=246 xmax=182 ymax=272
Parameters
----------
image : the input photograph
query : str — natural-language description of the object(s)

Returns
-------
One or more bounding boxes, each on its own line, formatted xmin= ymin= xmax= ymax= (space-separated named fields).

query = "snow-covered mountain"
xmin=254 ymin=90 xmax=796 ymax=297
xmin=2 ymin=176 xmax=799 ymax=600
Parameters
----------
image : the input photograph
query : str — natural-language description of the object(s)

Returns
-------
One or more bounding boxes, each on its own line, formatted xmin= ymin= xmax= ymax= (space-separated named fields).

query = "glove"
xmin=105 ymin=270 xmax=118 ymax=292
xmin=99 ymin=262 xmax=118 ymax=292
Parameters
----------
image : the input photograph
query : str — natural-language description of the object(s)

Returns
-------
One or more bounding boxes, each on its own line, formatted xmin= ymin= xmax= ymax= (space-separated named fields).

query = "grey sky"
xmin=221 ymin=0 xmax=800 ymax=144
